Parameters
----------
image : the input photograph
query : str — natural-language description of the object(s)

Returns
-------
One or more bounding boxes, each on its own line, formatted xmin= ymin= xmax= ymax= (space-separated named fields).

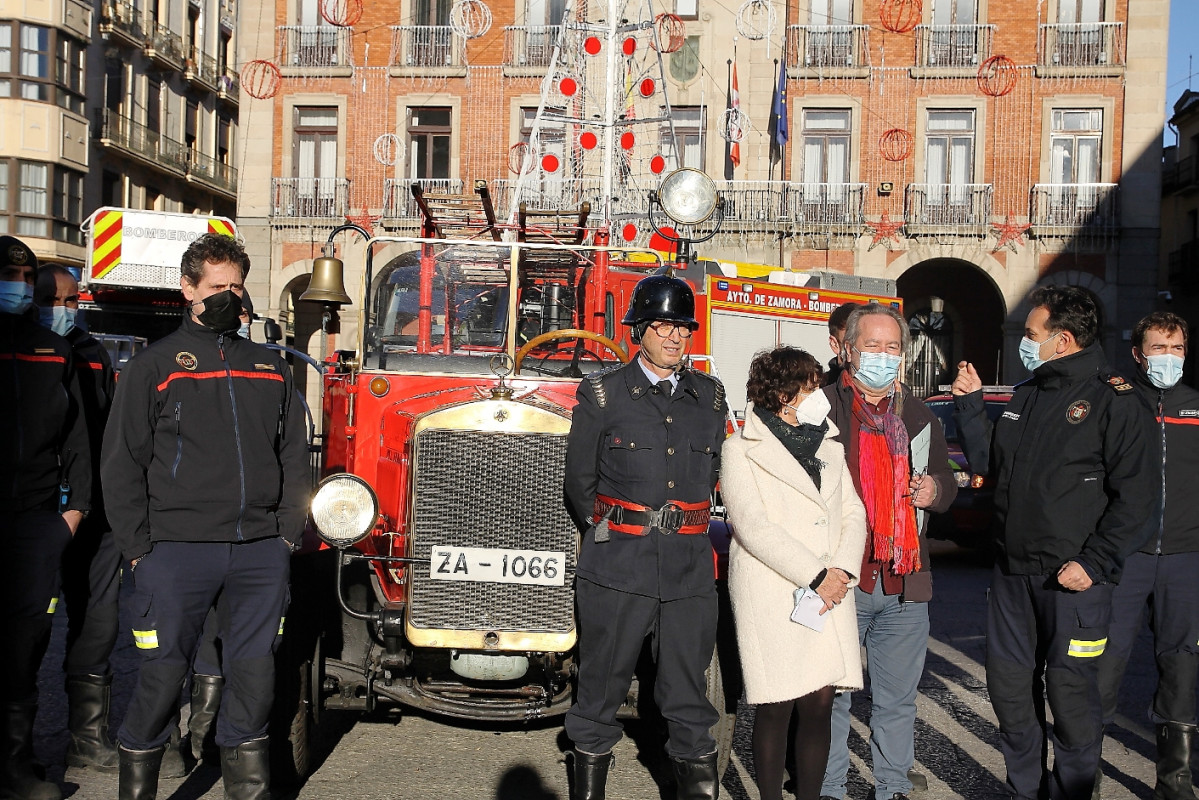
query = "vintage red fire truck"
xmin=277 ymin=181 xmax=897 ymax=779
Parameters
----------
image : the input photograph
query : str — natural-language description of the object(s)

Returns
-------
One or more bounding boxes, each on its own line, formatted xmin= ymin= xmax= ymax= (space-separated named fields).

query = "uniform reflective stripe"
xmin=46 ymin=597 xmax=58 ymax=614
xmin=156 ymin=370 xmax=284 ymax=393
xmin=278 ymin=617 xmax=286 ymax=635
xmin=132 ymin=630 xmax=159 ymax=649
xmin=1068 ymin=637 xmax=1107 ymax=657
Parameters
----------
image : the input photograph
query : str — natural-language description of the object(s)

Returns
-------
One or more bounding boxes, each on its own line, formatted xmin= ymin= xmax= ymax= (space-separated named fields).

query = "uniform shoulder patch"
xmin=687 ymin=367 xmax=726 ymax=412
xmin=1102 ymin=373 xmax=1135 ymax=394
xmin=585 ymin=362 xmax=626 ymax=408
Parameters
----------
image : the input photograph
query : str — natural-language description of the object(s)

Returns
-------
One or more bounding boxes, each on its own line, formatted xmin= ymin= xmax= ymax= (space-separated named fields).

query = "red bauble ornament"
xmin=508 ymin=142 xmax=534 ymax=175
xmin=639 ymin=78 xmax=655 ymax=97
xmin=622 ymin=37 xmax=637 ymax=56
xmin=879 ymin=0 xmax=921 ymax=33
xmin=319 ymin=0 xmax=363 ymax=27
xmin=650 ymin=155 xmax=666 ymax=174
xmin=650 ymin=13 xmax=686 ymax=53
xmin=240 ymin=60 xmax=282 ymax=100
xmin=879 ymin=128 xmax=914 ymax=162
xmin=541 ymin=154 xmax=560 ymax=172
xmin=559 ymin=77 xmax=578 ymax=96
xmin=977 ymin=55 xmax=1018 ymax=97
xmin=584 ymin=37 xmax=602 ymax=55
xmin=580 ymin=131 xmax=597 ymax=150
xmin=622 ymin=223 xmax=638 ymax=241
xmin=620 ymin=131 xmax=635 ymax=150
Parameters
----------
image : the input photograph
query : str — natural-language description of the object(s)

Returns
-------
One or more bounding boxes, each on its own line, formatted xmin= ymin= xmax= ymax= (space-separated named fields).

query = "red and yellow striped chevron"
xmin=208 ymin=218 xmax=234 ymax=237
xmin=91 ymin=209 xmax=123 ymax=280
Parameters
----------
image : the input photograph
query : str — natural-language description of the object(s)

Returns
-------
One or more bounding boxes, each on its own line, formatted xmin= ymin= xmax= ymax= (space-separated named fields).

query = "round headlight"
xmin=657 ymin=168 xmax=719 ymax=225
xmin=310 ymin=473 xmax=379 ymax=547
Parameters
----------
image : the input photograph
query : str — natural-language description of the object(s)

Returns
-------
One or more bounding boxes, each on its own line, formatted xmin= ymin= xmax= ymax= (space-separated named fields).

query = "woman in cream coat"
xmin=721 ymin=346 xmax=867 ymax=800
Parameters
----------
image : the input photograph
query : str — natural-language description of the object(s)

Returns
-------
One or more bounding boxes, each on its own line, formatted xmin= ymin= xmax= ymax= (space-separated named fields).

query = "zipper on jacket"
xmin=219 ymin=335 xmax=248 ymax=541
xmin=1155 ymin=392 xmax=1166 ymax=554
xmin=8 ymin=326 xmax=20 ymax=498
xmin=171 ymin=402 xmax=183 ymax=479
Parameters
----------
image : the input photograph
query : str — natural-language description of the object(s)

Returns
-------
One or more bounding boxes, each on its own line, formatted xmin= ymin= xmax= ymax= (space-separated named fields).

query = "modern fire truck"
xmin=278 ymin=180 xmax=898 ymax=780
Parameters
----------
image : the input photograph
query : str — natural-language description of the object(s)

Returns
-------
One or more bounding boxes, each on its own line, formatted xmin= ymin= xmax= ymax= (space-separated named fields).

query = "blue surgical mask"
xmin=1019 ymin=331 xmax=1061 ymax=372
xmin=38 ymin=305 xmax=77 ymax=336
xmin=0 ymin=281 xmax=33 ymax=315
xmin=238 ymin=322 xmax=252 ymax=340
xmin=853 ymin=349 xmax=902 ymax=391
xmin=1144 ymin=354 xmax=1184 ymax=390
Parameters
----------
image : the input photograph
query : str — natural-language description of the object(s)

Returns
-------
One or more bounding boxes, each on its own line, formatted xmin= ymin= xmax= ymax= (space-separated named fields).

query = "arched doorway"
xmin=897 ymin=259 xmax=1006 ymax=395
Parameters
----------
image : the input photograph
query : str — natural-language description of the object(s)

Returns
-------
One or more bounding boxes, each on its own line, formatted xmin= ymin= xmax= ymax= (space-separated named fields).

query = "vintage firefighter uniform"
xmin=955 ymin=343 xmax=1156 ymax=800
xmin=0 ymin=235 xmax=91 ymax=800
xmin=1097 ymin=368 xmax=1199 ymax=799
xmin=564 ymin=275 xmax=727 ymax=800
xmin=103 ymin=299 xmax=309 ymax=795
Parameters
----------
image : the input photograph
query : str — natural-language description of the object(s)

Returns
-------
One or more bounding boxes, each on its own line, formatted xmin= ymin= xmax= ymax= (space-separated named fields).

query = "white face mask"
xmin=238 ymin=322 xmax=252 ymax=340
xmin=1144 ymin=353 xmax=1184 ymax=390
xmin=0 ymin=281 xmax=33 ymax=315
xmin=785 ymin=390 xmax=831 ymax=426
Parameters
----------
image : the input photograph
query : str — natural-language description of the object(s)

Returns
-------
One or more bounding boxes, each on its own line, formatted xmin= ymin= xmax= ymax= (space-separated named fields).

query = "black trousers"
xmin=118 ymin=538 xmax=290 ymax=750
xmin=0 ymin=508 xmax=72 ymax=704
xmin=62 ymin=520 xmax=122 ymax=677
xmin=565 ymin=577 xmax=718 ymax=760
xmin=986 ymin=566 xmax=1114 ymax=800
xmin=1098 ymin=550 xmax=1199 ymax=726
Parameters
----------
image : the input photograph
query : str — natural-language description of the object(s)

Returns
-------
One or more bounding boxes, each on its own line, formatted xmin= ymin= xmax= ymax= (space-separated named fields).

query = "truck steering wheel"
xmin=514 ymin=329 xmax=629 ymax=376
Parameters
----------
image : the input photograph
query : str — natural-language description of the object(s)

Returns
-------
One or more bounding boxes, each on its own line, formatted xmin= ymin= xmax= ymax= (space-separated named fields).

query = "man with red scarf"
xmin=819 ymin=304 xmax=956 ymax=800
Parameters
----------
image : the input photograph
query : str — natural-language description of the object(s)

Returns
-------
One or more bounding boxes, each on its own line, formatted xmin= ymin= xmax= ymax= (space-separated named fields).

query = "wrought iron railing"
xmin=1030 ymin=183 xmax=1118 ymax=234
xmin=503 ymin=25 xmax=562 ymax=68
xmin=915 ymin=24 xmax=993 ymax=68
xmin=278 ymin=25 xmax=353 ymax=68
xmin=219 ymin=67 xmax=240 ymax=102
xmin=188 ymin=150 xmax=238 ymax=195
xmin=786 ymin=25 xmax=869 ymax=69
xmin=904 ymin=183 xmax=993 ymax=232
xmin=383 ymin=178 xmax=466 ymax=219
xmin=97 ymin=109 xmax=189 ymax=174
xmin=1038 ymin=22 xmax=1125 ymax=69
xmin=390 ymin=26 xmax=463 ymax=68
xmin=271 ymin=177 xmax=351 ymax=218
xmin=187 ymin=47 xmax=221 ymax=89
xmin=100 ymin=0 xmax=146 ymax=44
xmin=1163 ymin=155 xmax=1197 ymax=195
xmin=147 ymin=22 xmax=186 ymax=68
xmin=788 ymin=183 xmax=866 ymax=230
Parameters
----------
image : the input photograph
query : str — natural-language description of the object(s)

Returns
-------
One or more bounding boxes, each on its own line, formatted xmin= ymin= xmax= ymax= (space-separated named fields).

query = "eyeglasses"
xmin=648 ymin=321 xmax=695 ymax=339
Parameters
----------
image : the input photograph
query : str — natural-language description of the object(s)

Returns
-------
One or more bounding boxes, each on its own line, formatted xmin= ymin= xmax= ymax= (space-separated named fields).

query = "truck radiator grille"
xmin=409 ymin=429 xmax=576 ymax=634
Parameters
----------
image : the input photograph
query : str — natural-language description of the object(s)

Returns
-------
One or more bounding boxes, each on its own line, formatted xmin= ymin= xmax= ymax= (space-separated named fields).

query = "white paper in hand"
xmin=790 ymin=587 xmax=828 ymax=632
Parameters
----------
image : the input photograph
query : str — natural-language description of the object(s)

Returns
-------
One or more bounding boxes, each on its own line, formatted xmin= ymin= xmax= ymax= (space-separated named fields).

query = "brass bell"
xmin=299 ymin=253 xmax=352 ymax=305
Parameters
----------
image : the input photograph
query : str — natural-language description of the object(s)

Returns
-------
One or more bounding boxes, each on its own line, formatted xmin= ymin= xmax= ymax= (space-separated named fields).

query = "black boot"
xmin=670 ymin=752 xmax=720 ymax=800
xmin=64 ymin=674 xmax=119 ymax=771
xmin=0 ymin=703 xmax=61 ymax=800
xmin=220 ymin=737 xmax=270 ymax=800
xmin=571 ymin=750 xmax=613 ymax=800
xmin=158 ymin=726 xmax=191 ymax=778
xmin=1154 ymin=721 xmax=1198 ymax=800
xmin=187 ymin=674 xmax=223 ymax=763
xmin=118 ymin=744 xmax=165 ymax=800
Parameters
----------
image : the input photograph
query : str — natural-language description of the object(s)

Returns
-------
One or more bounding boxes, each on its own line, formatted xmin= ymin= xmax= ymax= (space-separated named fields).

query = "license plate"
xmin=429 ymin=546 xmax=567 ymax=587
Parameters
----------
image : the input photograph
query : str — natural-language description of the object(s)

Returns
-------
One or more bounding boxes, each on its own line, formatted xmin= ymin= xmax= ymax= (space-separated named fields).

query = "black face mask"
xmin=195 ymin=290 xmax=243 ymax=334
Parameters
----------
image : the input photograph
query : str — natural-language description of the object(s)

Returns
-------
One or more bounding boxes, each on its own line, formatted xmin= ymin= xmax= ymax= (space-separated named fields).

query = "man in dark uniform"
xmin=0 ymin=236 xmax=91 ymax=800
xmin=564 ymin=274 xmax=728 ymax=800
xmin=103 ymin=234 xmax=309 ymax=800
xmin=34 ymin=264 xmax=120 ymax=773
xmin=823 ymin=302 xmax=859 ymax=387
xmin=1096 ymin=311 xmax=1199 ymax=800
xmin=953 ymin=285 xmax=1156 ymax=800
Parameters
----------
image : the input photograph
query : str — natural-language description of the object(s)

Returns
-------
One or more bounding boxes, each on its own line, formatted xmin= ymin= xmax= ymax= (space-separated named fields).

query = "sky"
xmin=1166 ymin=1 xmax=1199 ymax=143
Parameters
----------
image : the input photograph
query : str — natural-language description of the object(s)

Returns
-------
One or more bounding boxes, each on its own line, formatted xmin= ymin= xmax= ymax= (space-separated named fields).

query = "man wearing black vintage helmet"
xmin=0 ymin=235 xmax=92 ymax=800
xmin=563 ymin=274 xmax=729 ymax=800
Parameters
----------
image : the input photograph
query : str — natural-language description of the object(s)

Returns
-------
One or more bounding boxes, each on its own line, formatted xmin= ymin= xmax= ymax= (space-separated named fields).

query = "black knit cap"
xmin=0 ymin=235 xmax=38 ymax=273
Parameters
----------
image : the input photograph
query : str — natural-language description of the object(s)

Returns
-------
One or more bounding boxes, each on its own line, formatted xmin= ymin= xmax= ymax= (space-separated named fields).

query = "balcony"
xmin=914 ymin=25 xmax=993 ymax=72
xmin=97 ymin=109 xmax=189 ymax=176
xmin=789 ymin=183 xmax=866 ymax=232
xmin=904 ymin=183 xmax=993 ymax=234
xmin=187 ymin=150 xmax=238 ymax=198
xmin=1037 ymin=22 xmax=1125 ymax=76
xmin=146 ymin=22 xmax=186 ymax=70
xmin=381 ymin=178 xmax=465 ymax=222
xmin=271 ymin=177 xmax=351 ymax=219
xmin=99 ymin=0 xmax=146 ymax=47
xmin=185 ymin=47 xmax=221 ymax=92
xmin=786 ymin=25 xmax=869 ymax=75
xmin=277 ymin=26 xmax=353 ymax=71
xmin=218 ymin=67 xmax=240 ymax=105
xmin=503 ymin=25 xmax=562 ymax=73
xmin=1163 ymin=155 xmax=1197 ymax=195
xmin=1167 ymin=240 xmax=1199 ymax=294
xmin=390 ymin=26 xmax=465 ymax=73
xmin=1030 ymin=183 xmax=1118 ymax=237
xmin=490 ymin=178 xmax=611 ymax=220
